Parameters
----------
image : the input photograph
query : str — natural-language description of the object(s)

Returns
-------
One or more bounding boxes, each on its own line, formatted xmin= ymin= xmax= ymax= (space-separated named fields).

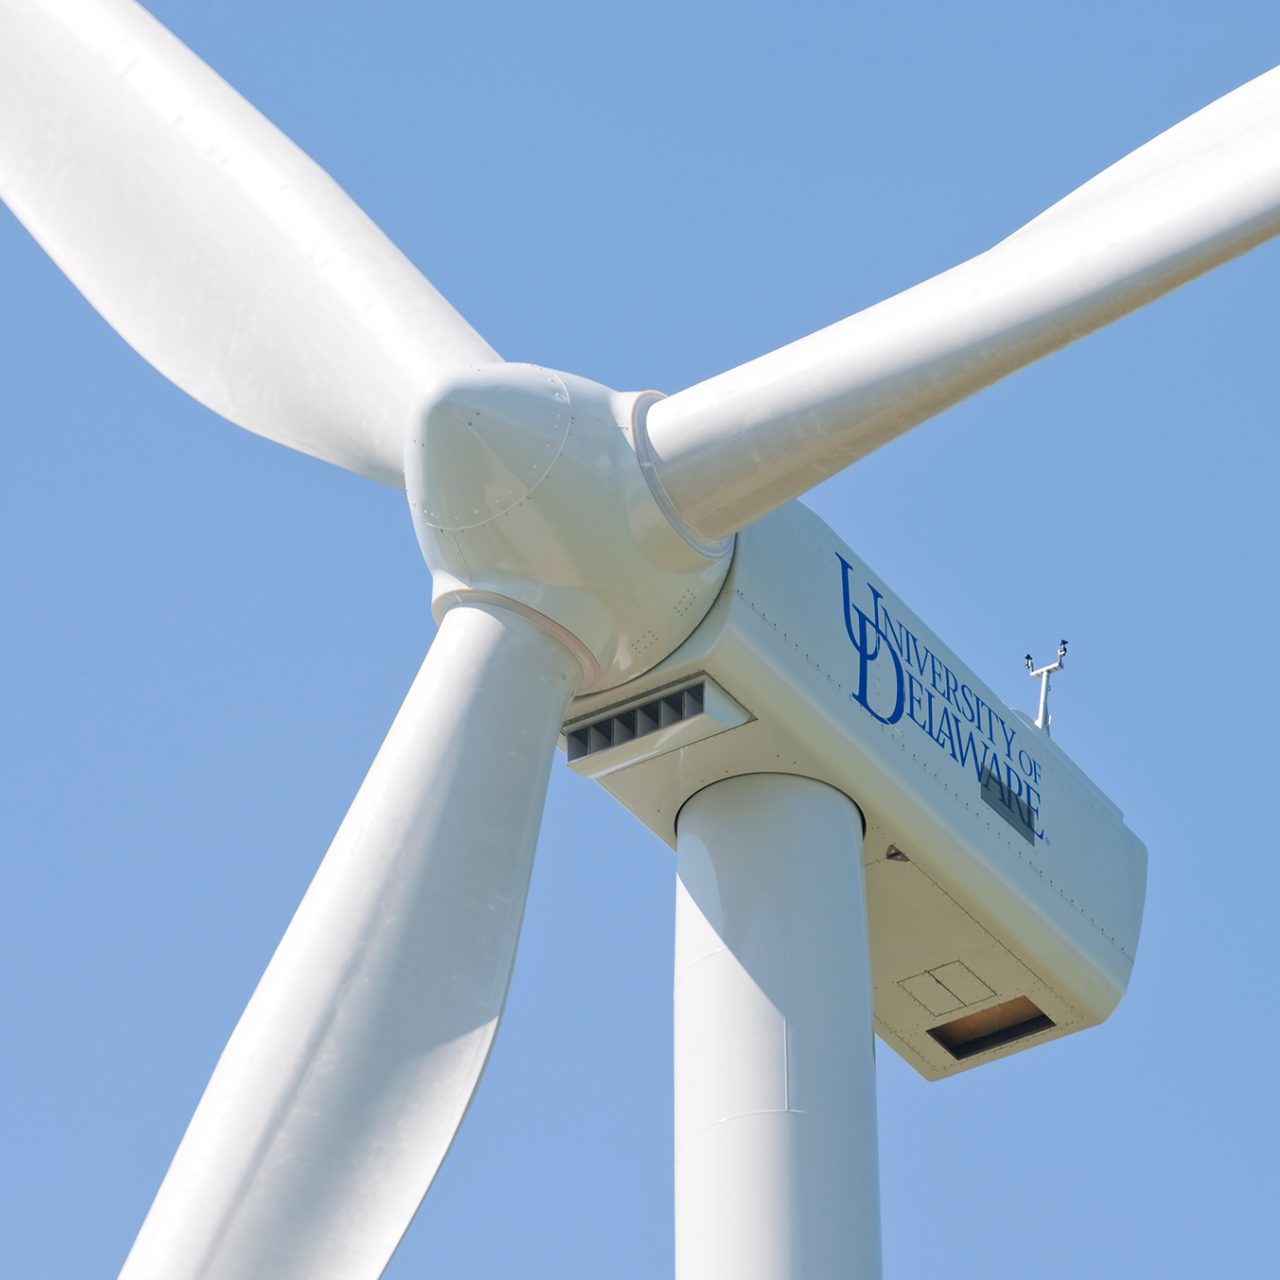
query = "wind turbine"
xmin=2 ymin=2 xmax=1280 ymax=1280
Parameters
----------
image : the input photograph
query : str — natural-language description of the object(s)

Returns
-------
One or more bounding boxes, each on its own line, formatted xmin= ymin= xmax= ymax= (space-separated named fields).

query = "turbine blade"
xmin=118 ymin=604 xmax=580 ymax=1280
xmin=642 ymin=65 xmax=1280 ymax=541
xmin=0 ymin=0 xmax=496 ymax=487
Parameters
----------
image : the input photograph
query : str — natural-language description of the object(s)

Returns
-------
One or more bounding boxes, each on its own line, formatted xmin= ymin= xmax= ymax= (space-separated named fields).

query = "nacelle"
xmin=563 ymin=502 xmax=1146 ymax=1079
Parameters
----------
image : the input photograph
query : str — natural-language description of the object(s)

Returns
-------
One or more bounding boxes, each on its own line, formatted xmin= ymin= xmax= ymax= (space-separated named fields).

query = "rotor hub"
xmin=406 ymin=363 xmax=732 ymax=693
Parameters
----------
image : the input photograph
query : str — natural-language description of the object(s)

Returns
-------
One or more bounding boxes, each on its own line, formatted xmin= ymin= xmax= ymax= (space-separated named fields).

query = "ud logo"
xmin=838 ymin=554 xmax=1045 ymax=843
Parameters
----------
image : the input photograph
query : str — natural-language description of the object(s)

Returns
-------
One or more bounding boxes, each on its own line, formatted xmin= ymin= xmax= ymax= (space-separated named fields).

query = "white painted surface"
xmin=675 ymin=775 xmax=880 ymax=1280
xmin=0 ymin=0 xmax=495 ymax=486
xmin=118 ymin=604 xmax=578 ymax=1280
xmin=642 ymin=65 xmax=1280 ymax=540
xmin=406 ymin=364 xmax=731 ymax=692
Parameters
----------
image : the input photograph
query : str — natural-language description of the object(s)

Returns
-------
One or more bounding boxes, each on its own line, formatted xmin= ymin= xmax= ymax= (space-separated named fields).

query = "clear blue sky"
xmin=3 ymin=2 xmax=1278 ymax=1275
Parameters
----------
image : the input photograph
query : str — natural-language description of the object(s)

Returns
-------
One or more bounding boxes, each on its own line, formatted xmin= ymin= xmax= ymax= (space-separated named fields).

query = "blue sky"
xmin=3 ymin=2 xmax=1278 ymax=1275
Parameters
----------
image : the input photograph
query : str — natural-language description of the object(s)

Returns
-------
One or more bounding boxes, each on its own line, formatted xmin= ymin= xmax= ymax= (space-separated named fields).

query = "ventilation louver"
xmin=562 ymin=677 xmax=750 ymax=778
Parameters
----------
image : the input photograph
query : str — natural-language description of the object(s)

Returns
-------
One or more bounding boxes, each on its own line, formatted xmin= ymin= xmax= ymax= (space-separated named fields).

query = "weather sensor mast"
xmin=1026 ymin=640 xmax=1068 ymax=736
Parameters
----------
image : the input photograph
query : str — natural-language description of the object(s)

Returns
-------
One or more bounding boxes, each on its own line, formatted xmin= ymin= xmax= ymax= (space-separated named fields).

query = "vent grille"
xmin=567 ymin=682 xmax=706 ymax=762
xmin=562 ymin=676 xmax=750 ymax=778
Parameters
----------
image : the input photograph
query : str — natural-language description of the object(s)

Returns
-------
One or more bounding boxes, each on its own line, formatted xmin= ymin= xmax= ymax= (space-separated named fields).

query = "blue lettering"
xmin=934 ymin=704 xmax=959 ymax=761
xmin=956 ymin=724 xmax=983 ymax=780
xmin=906 ymin=672 xmax=928 ymax=730
xmin=838 ymin=559 xmax=1047 ymax=840
xmin=999 ymin=713 xmax=1017 ymax=759
xmin=840 ymin=556 xmax=904 ymax=725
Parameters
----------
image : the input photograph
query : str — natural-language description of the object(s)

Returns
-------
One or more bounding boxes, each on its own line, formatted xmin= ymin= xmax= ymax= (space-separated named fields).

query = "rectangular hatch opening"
xmin=928 ymin=995 xmax=1055 ymax=1061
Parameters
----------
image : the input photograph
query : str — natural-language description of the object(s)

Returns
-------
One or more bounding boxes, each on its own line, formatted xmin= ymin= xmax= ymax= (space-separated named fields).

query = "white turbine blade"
xmin=642 ymin=65 xmax=1280 ymax=542
xmin=0 ymin=0 xmax=496 ymax=487
xmin=118 ymin=604 xmax=580 ymax=1280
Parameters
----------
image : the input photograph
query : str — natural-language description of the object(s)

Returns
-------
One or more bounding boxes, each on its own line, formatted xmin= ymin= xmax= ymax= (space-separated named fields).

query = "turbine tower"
xmin=3 ymin=3 xmax=1278 ymax=1277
